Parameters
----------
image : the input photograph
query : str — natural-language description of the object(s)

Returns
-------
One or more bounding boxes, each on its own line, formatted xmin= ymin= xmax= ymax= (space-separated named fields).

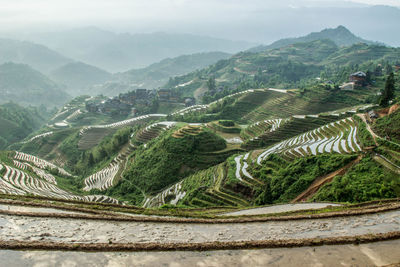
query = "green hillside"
xmin=30 ymin=28 xmax=253 ymax=72
xmin=0 ymin=38 xmax=71 ymax=73
xmin=115 ymin=51 xmax=231 ymax=90
xmin=50 ymin=62 xmax=112 ymax=96
xmin=107 ymin=125 xmax=242 ymax=204
xmin=0 ymin=62 xmax=70 ymax=107
xmin=165 ymin=40 xmax=400 ymax=102
xmin=0 ymin=102 xmax=52 ymax=149
xmin=374 ymin=108 xmax=400 ymax=143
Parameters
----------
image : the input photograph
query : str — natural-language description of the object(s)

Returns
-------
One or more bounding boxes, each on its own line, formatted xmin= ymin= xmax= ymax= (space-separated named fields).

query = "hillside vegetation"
xmin=0 ymin=103 xmax=53 ymax=149
xmin=30 ymin=28 xmax=253 ymax=72
xmin=373 ymin=108 xmax=400 ymax=143
xmin=0 ymin=62 xmax=70 ymax=107
xmin=108 ymin=125 xmax=242 ymax=204
xmin=249 ymin=25 xmax=377 ymax=53
xmin=165 ymin=39 xmax=400 ymax=101
xmin=115 ymin=52 xmax=231 ymax=90
xmin=0 ymin=38 xmax=71 ymax=73
xmin=50 ymin=62 xmax=112 ymax=96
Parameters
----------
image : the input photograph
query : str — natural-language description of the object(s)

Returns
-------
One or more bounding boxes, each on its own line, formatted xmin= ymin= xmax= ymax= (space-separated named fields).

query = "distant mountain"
xmin=0 ymin=38 xmax=72 ymax=74
xmin=249 ymin=26 xmax=378 ymax=53
xmin=50 ymin=62 xmax=112 ymax=96
xmin=165 ymin=39 xmax=400 ymax=100
xmin=28 ymin=27 xmax=254 ymax=72
xmin=0 ymin=102 xmax=52 ymax=149
xmin=115 ymin=51 xmax=231 ymax=90
xmin=0 ymin=63 xmax=70 ymax=107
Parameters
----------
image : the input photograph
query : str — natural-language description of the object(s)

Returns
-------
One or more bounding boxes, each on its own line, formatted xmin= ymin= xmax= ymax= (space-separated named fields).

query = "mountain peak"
xmin=249 ymin=25 xmax=377 ymax=53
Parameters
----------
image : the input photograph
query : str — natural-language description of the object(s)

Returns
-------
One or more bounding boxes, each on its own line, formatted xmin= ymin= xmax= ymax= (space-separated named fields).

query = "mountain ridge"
xmin=248 ymin=25 xmax=380 ymax=53
xmin=0 ymin=62 xmax=70 ymax=107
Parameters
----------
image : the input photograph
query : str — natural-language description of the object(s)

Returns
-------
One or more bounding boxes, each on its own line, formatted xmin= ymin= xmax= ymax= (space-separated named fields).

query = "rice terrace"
xmin=0 ymin=1 xmax=400 ymax=266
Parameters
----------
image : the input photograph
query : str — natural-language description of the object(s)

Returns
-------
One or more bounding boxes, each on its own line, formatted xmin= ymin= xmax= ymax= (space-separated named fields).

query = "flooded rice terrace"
xmin=0 ymin=210 xmax=398 ymax=244
xmin=0 ymin=239 xmax=400 ymax=267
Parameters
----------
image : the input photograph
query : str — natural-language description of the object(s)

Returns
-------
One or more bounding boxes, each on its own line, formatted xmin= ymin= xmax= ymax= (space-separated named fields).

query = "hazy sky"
xmin=1 ymin=0 xmax=400 ymax=45
xmin=0 ymin=0 xmax=399 ymax=30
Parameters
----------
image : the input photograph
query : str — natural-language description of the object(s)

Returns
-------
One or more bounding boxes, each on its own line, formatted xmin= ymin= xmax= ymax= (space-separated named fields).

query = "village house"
xmin=157 ymin=89 xmax=171 ymax=101
xmin=395 ymin=63 xmax=400 ymax=72
xmin=184 ymin=97 xmax=196 ymax=107
xmin=368 ymin=110 xmax=378 ymax=119
xmin=349 ymin=71 xmax=367 ymax=86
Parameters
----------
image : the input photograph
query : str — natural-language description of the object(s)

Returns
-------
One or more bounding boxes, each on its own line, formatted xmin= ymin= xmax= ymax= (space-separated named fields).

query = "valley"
xmin=0 ymin=22 xmax=399 ymax=265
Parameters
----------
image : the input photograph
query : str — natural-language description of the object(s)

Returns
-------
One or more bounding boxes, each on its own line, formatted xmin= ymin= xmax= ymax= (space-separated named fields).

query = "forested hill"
xmin=0 ymin=102 xmax=53 ymax=149
xmin=249 ymin=25 xmax=378 ymax=53
xmin=0 ymin=38 xmax=71 ymax=74
xmin=50 ymin=61 xmax=112 ymax=96
xmin=85 ymin=51 xmax=232 ymax=96
xmin=0 ymin=62 xmax=70 ymax=107
xmin=28 ymin=28 xmax=253 ymax=72
xmin=165 ymin=39 xmax=400 ymax=100
xmin=115 ymin=52 xmax=231 ymax=90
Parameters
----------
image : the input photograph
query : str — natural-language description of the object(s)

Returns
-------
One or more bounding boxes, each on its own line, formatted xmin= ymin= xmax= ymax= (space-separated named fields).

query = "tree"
xmin=365 ymin=70 xmax=371 ymax=85
xmin=385 ymin=63 xmax=393 ymax=75
xmin=206 ymin=76 xmax=216 ymax=91
xmin=87 ymin=152 xmax=95 ymax=166
xmin=379 ymin=72 xmax=395 ymax=107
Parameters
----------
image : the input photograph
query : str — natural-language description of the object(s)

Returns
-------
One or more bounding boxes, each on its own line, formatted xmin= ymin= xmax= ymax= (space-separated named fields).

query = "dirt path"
xmin=357 ymin=113 xmax=379 ymax=146
xmin=292 ymin=156 xmax=362 ymax=203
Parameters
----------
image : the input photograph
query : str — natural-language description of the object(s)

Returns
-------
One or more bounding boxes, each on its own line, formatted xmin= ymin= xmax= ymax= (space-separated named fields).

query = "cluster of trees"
xmin=379 ymin=72 xmax=396 ymax=107
xmin=108 ymin=128 xmax=227 ymax=204
xmin=0 ymin=103 xmax=54 ymax=149
xmin=253 ymin=154 xmax=356 ymax=205
xmin=80 ymin=128 xmax=131 ymax=170
xmin=314 ymin=156 xmax=399 ymax=202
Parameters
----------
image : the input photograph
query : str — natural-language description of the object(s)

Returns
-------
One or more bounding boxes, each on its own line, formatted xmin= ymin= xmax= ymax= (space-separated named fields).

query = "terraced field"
xmin=20 ymin=131 xmax=53 ymax=144
xmin=83 ymin=143 xmax=136 ymax=191
xmin=13 ymin=160 xmax=57 ymax=184
xmin=143 ymin=180 xmax=186 ymax=207
xmin=242 ymin=119 xmax=288 ymax=141
xmin=171 ymin=89 xmax=289 ymax=120
xmin=14 ymin=151 xmax=73 ymax=177
xmin=145 ymin=162 xmax=251 ymax=208
xmin=0 ymin=163 xmax=118 ymax=204
xmin=78 ymin=114 xmax=167 ymax=150
xmin=170 ymin=105 xmax=208 ymax=116
xmin=134 ymin=121 xmax=177 ymax=143
xmin=256 ymin=117 xmax=361 ymax=164
xmin=234 ymin=152 xmax=264 ymax=185
xmin=172 ymin=124 xmax=203 ymax=138
xmin=145 ymin=117 xmax=366 ymax=208
xmin=242 ymin=115 xmax=346 ymax=150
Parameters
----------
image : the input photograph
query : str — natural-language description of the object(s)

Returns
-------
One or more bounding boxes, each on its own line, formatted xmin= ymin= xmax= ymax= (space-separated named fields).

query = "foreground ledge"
xmin=0 ymin=232 xmax=399 ymax=252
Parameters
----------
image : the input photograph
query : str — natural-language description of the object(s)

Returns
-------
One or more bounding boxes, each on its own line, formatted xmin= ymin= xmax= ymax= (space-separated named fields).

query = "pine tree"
xmin=379 ymin=72 xmax=395 ymax=107
xmin=207 ymin=76 xmax=216 ymax=91
xmin=88 ymin=152 xmax=95 ymax=166
xmin=365 ymin=70 xmax=371 ymax=85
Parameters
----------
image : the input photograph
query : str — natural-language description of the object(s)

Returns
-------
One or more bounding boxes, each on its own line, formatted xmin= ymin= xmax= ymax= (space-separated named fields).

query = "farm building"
xmin=349 ymin=71 xmax=367 ymax=86
xmin=368 ymin=110 xmax=378 ymax=119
